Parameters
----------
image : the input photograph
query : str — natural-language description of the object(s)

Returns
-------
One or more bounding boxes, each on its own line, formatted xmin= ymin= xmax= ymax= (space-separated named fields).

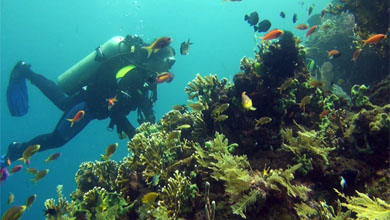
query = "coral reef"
xmin=40 ymin=10 xmax=390 ymax=219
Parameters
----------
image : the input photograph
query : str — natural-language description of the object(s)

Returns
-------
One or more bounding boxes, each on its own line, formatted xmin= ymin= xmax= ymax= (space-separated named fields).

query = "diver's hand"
xmin=0 ymin=154 xmax=9 ymax=168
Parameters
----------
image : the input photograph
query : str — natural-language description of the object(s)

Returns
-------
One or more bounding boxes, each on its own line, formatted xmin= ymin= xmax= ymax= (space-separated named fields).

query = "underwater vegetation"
xmin=40 ymin=2 xmax=389 ymax=219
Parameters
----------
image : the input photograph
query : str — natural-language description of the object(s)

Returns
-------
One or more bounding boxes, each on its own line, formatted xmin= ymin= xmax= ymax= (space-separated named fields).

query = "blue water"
xmin=1 ymin=0 xmax=331 ymax=219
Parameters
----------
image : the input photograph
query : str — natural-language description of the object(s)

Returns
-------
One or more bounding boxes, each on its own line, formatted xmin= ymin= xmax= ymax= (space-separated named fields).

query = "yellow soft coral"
xmin=335 ymin=189 xmax=390 ymax=220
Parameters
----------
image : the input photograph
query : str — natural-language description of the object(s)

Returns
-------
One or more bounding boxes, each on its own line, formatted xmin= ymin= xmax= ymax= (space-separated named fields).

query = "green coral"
xmin=266 ymin=164 xmax=311 ymax=200
xmin=129 ymin=122 xmax=190 ymax=186
xmin=369 ymin=105 xmax=390 ymax=133
xmin=335 ymin=189 xmax=390 ymax=219
xmin=44 ymin=185 xmax=70 ymax=220
xmin=154 ymin=170 xmax=198 ymax=219
xmin=81 ymin=186 xmax=130 ymax=220
xmin=71 ymin=160 xmax=119 ymax=201
xmin=351 ymin=84 xmax=372 ymax=108
xmin=185 ymin=74 xmax=232 ymax=107
xmin=231 ymin=190 xmax=262 ymax=219
xmin=281 ymin=122 xmax=336 ymax=165
xmin=115 ymin=156 xmax=139 ymax=202
xmin=344 ymin=104 xmax=390 ymax=154
xmin=194 ymin=132 xmax=238 ymax=169
xmin=294 ymin=202 xmax=318 ymax=219
xmin=317 ymin=200 xmax=351 ymax=220
xmin=210 ymin=153 xmax=251 ymax=198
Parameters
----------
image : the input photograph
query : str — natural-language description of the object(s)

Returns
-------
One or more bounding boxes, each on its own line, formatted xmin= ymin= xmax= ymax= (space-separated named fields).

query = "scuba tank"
xmin=57 ymin=36 xmax=132 ymax=96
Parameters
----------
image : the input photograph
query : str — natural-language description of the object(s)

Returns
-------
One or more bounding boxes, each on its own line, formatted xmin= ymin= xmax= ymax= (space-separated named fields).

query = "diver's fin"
xmin=6 ymin=61 xmax=30 ymax=117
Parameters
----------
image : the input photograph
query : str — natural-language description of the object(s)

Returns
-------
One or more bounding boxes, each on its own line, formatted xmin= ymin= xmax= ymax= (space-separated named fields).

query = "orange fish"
xmin=107 ymin=96 xmax=117 ymax=110
xmin=327 ymin=50 xmax=341 ymax=59
xmin=319 ymin=109 xmax=329 ymax=119
xmin=11 ymin=165 xmax=23 ymax=174
xmin=156 ymin=72 xmax=174 ymax=84
xmin=363 ymin=34 xmax=386 ymax=47
xmin=306 ymin=25 xmax=317 ymax=37
xmin=66 ymin=110 xmax=85 ymax=127
xmin=351 ymin=48 xmax=362 ymax=62
xmin=295 ymin=24 xmax=309 ymax=30
xmin=142 ymin=37 xmax=173 ymax=58
xmin=260 ymin=29 xmax=284 ymax=42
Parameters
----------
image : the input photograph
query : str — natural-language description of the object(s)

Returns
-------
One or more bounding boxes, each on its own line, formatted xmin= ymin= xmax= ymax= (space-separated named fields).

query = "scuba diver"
xmin=0 ymin=35 xmax=175 ymax=172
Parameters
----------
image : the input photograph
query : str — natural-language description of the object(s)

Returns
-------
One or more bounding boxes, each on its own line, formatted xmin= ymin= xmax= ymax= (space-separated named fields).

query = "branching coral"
xmin=128 ymin=122 xmax=193 ymax=186
xmin=115 ymin=155 xmax=140 ymax=203
xmin=281 ymin=122 xmax=336 ymax=165
xmin=153 ymin=170 xmax=198 ymax=219
xmin=81 ymin=186 xmax=130 ymax=220
xmin=185 ymin=74 xmax=232 ymax=107
xmin=335 ymin=189 xmax=390 ymax=220
xmin=71 ymin=160 xmax=119 ymax=201
xmin=44 ymin=185 xmax=70 ymax=220
xmin=344 ymin=104 xmax=390 ymax=155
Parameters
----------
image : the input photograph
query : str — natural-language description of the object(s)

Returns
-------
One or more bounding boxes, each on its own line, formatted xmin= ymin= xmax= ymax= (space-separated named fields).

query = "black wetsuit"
xmin=6 ymin=58 xmax=157 ymax=162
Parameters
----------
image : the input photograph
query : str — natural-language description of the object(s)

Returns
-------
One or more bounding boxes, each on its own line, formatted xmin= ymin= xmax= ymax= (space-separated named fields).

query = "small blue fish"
xmin=339 ymin=176 xmax=347 ymax=190
xmin=152 ymin=174 xmax=160 ymax=186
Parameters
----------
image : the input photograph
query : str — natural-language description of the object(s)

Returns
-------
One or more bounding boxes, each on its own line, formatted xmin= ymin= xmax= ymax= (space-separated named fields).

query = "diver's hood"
xmin=145 ymin=46 xmax=176 ymax=72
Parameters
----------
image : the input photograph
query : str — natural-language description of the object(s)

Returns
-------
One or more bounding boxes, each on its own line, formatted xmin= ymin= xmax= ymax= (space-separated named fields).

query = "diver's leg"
xmin=6 ymin=102 xmax=94 ymax=162
xmin=27 ymin=71 xmax=69 ymax=111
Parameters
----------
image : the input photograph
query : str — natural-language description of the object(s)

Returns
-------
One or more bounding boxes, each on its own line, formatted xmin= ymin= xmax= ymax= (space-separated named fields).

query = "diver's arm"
xmin=138 ymin=96 xmax=156 ymax=124
xmin=109 ymin=113 xmax=136 ymax=140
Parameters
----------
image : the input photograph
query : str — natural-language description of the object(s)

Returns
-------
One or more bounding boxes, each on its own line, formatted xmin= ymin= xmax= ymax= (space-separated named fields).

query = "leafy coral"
xmin=266 ymin=163 xmax=311 ymax=200
xmin=335 ymin=189 xmax=390 ymax=220
xmin=281 ymin=121 xmax=335 ymax=165
xmin=317 ymin=200 xmax=351 ymax=220
xmin=231 ymin=190 xmax=262 ymax=219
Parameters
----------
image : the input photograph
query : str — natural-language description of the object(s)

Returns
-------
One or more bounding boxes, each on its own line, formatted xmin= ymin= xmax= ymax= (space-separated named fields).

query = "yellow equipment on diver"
xmin=57 ymin=36 xmax=132 ymax=96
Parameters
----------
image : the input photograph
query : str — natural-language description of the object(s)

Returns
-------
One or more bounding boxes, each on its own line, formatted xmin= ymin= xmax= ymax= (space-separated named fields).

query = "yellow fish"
xmin=18 ymin=144 xmax=40 ymax=164
xmin=255 ymin=117 xmax=272 ymax=130
xmin=1 ymin=205 xmax=26 ymax=220
xmin=8 ymin=193 xmax=14 ymax=205
xmin=32 ymin=169 xmax=49 ymax=184
xmin=25 ymin=194 xmax=37 ymax=208
xmin=142 ymin=192 xmax=159 ymax=204
xmin=241 ymin=92 xmax=256 ymax=111
xmin=102 ymin=143 xmax=118 ymax=161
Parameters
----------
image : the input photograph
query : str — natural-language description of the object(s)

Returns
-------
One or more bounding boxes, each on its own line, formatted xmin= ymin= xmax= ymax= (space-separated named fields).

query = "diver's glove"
xmin=0 ymin=154 xmax=8 ymax=168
